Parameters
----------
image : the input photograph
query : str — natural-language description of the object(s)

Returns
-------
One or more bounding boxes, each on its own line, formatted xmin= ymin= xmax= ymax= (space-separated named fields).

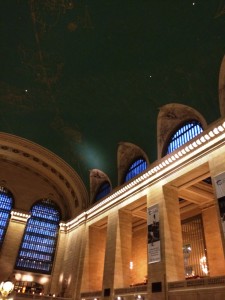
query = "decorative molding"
xmin=89 ymin=169 xmax=111 ymax=204
xmin=157 ymin=103 xmax=207 ymax=159
xmin=85 ymin=118 xmax=225 ymax=221
xmin=11 ymin=209 xmax=31 ymax=223
xmin=117 ymin=142 xmax=150 ymax=185
xmin=58 ymin=118 xmax=225 ymax=231
xmin=0 ymin=132 xmax=89 ymax=216
xmin=168 ymin=275 xmax=225 ymax=290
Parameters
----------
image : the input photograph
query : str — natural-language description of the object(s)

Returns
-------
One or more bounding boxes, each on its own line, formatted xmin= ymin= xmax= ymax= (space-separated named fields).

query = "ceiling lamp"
xmin=0 ymin=280 xmax=14 ymax=297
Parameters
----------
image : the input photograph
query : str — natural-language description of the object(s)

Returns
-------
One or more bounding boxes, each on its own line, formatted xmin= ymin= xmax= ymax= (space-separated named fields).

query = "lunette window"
xmin=15 ymin=199 xmax=60 ymax=274
xmin=94 ymin=181 xmax=111 ymax=202
xmin=0 ymin=187 xmax=13 ymax=246
xmin=124 ymin=158 xmax=147 ymax=183
xmin=166 ymin=120 xmax=203 ymax=155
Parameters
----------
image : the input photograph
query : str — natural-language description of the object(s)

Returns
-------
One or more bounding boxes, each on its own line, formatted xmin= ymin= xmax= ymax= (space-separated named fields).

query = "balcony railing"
xmin=168 ymin=275 xmax=225 ymax=290
xmin=80 ymin=291 xmax=102 ymax=299
xmin=114 ymin=284 xmax=147 ymax=296
xmin=11 ymin=293 xmax=72 ymax=300
xmin=10 ymin=276 xmax=225 ymax=300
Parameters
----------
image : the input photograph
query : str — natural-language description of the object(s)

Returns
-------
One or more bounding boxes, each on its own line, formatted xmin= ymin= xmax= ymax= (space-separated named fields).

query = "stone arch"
xmin=157 ymin=103 xmax=207 ymax=159
xmin=0 ymin=132 xmax=88 ymax=220
xmin=89 ymin=169 xmax=111 ymax=204
xmin=117 ymin=142 xmax=149 ymax=185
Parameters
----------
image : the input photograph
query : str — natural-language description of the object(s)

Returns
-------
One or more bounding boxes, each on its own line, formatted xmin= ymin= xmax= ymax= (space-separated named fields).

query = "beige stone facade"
xmin=0 ymin=118 xmax=225 ymax=300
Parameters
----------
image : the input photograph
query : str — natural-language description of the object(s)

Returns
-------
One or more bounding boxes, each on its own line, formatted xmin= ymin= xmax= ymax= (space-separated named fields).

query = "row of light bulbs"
xmin=61 ymin=119 xmax=225 ymax=230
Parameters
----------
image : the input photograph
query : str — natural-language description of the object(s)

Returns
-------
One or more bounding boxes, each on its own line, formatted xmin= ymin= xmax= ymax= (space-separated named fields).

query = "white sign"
xmin=214 ymin=173 xmax=225 ymax=238
xmin=147 ymin=204 xmax=160 ymax=263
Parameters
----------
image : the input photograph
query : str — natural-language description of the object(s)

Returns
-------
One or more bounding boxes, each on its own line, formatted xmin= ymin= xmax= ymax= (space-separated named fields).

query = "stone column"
xmin=48 ymin=225 xmax=67 ymax=296
xmin=80 ymin=225 xmax=91 ymax=293
xmin=162 ymin=185 xmax=184 ymax=282
xmin=202 ymin=205 xmax=225 ymax=276
xmin=102 ymin=209 xmax=132 ymax=300
xmin=80 ymin=221 xmax=108 ymax=294
xmin=147 ymin=184 xmax=184 ymax=300
xmin=64 ymin=223 xmax=87 ymax=299
xmin=0 ymin=211 xmax=29 ymax=281
xmin=209 ymin=153 xmax=225 ymax=258
xmin=115 ymin=210 xmax=132 ymax=288
xmin=89 ymin=225 xmax=107 ymax=291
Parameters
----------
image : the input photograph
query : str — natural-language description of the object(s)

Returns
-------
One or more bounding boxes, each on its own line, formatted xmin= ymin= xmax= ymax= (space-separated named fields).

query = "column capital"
xmin=11 ymin=209 xmax=30 ymax=224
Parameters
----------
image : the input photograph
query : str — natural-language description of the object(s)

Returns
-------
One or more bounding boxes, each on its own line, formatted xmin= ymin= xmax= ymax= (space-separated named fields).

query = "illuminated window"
xmin=94 ymin=181 xmax=111 ymax=202
xmin=124 ymin=158 xmax=147 ymax=182
xmin=165 ymin=120 xmax=203 ymax=155
xmin=182 ymin=215 xmax=208 ymax=278
xmin=15 ymin=199 xmax=60 ymax=274
xmin=0 ymin=187 xmax=13 ymax=246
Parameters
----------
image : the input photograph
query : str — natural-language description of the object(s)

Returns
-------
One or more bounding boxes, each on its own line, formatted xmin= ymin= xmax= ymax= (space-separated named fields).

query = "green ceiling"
xmin=1 ymin=0 xmax=225 ymax=189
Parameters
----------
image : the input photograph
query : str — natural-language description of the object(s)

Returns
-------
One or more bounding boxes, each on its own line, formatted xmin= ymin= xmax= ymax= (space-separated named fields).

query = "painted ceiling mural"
xmin=1 ymin=0 xmax=225 ymax=188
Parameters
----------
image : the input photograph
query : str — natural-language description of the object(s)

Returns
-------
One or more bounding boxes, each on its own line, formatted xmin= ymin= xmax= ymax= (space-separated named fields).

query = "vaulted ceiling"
xmin=1 ymin=1 xmax=225 ymax=189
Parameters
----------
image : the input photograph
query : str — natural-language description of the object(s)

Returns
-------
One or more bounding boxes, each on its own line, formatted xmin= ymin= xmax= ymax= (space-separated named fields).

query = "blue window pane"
xmin=124 ymin=158 xmax=147 ymax=182
xmin=15 ymin=199 xmax=60 ymax=274
xmin=0 ymin=187 xmax=13 ymax=246
xmin=166 ymin=121 xmax=203 ymax=155
xmin=94 ymin=182 xmax=111 ymax=202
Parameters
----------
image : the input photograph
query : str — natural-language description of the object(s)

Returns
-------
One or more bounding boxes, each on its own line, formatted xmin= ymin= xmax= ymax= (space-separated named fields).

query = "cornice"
xmin=63 ymin=117 xmax=225 ymax=229
xmin=11 ymin=209 xmax=31 ymax=224
xmin=0 ymin=132 xmax=89 ymax=213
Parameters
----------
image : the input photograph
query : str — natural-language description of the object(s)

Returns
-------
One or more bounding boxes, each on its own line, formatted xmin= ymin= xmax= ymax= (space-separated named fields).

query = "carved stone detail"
xmin=0 ymin=132 xmax=88 ymax=219
xmin=89 ymin=169 xmax=111 ymax=204
xmin=117 ymin=142 xmax=149 ymax=185
xmin=157 ymin=103 xmax=207 ymax=159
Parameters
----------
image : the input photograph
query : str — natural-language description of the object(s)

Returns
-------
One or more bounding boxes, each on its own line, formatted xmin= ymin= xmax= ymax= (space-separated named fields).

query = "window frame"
xmin=15 ymin=199 xmax=60 ymax=275
xmin=123 ymin=157 xmax=147 ymax=183
xmin=94 ymin=181 xmax=111 ymax=202
xmin=0 ymin=187 xmax=13 ymax=247
xmin=163 ymin=120 xmax=203 ymax=156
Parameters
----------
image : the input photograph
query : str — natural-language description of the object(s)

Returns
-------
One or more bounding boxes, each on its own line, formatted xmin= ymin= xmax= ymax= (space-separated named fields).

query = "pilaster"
xmin=48 ymin=224 xmax=67 ymax=296
xmin=0 ymin=210 xmax=29 ymax=281
xmin=162 ymin=185 xmax=184 ymax=282
xmin=202 ymin=205 xmax=225 ymax=276
xmin=146 ymin=184 xmax=184 ymax=300
xmin=102 ymin=209 xmax=132 ymax=299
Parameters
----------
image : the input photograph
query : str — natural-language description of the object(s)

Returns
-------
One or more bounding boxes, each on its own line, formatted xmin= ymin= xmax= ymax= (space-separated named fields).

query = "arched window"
xmin=94 ymin=181 xmax=111 ymax=202
xmin=15 ymin=199 xmax=60 ymax=274
xmin=165 ymin=120 xmax=203 ymax=155
xmin=0 ymin=187 xmax=13 ymax=246
xmin=124 ymin=158 xmax=147 ymax=183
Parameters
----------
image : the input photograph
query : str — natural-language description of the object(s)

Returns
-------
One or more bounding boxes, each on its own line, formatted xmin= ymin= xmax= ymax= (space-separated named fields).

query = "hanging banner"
xmin=214 ymin=172 xmax=225 ymax=238
xmin=147 ymin=204 xmax=160 ymax=263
